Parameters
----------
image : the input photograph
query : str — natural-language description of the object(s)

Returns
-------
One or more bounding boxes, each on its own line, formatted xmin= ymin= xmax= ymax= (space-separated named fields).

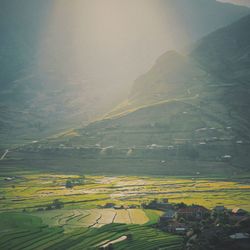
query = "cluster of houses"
xmin=143 ymin=198 xmax=249 ymax=237
xmin=157 ymin=204 xmax=209 ymax=234
xmin=100 ymin=198 xmax=249 ymax=246
xmin=98 ymin=199 xmax=250 ymax=248
xmin=144 ymin=199 xmax=210 ymax=231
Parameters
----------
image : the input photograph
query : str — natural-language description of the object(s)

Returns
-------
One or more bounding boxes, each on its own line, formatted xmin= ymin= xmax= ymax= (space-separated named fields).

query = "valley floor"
xmin=0 ymin=172 xmax=249 ymax=249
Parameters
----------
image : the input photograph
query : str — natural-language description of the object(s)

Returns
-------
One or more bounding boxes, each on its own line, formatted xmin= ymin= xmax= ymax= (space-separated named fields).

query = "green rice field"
xmin=0 ymin=172 xmax=249 ymax=249
xmin=0 ymin=212 xmax=183 ymax=250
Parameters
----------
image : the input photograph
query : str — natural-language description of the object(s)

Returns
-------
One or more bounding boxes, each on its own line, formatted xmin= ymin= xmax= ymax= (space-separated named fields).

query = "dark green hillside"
xmin=191 ymin=14 xmax=250 ymax=83
xmin=190 ymin=14 xmax=250 ymax=137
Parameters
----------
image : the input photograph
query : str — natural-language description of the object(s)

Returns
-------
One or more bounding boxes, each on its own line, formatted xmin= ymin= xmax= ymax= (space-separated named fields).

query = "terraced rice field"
xmin=0 ymin=213 xmax=183 ymax=250
xmin=33 ymin=208 xmax=149 ymax=231
xmin=128 ymin=209 xmax=148 ymax=224
xmin=1 ymin=173 xmax=250 ymax=211
xmin=0 ymin=172 xmax=249 ymax=249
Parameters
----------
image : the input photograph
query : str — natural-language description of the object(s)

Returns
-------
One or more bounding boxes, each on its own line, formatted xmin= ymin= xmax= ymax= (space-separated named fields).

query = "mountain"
xmin=105 ymin=51 xmax=213 ymax=118
xmin=0 ymin=0 xmax=249 ymax=147
xmin=191 ymin=14 xmax=250 ymax=83
xmin=5 ymin=14 xmax=250 ymax=176
xmin=106 ymin=13 xmax=250 ymax=118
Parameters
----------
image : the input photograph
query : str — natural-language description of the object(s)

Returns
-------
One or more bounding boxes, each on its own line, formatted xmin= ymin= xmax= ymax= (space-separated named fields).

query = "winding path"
xmin=0 ymin=149 xmax=9 ymax=160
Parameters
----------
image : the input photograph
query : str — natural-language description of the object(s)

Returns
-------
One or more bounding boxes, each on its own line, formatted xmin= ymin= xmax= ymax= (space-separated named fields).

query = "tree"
xmin=175 ymin=202 xmax=187 ymax=209
xmin=53 ymin=199 xmax=64 ymax=209
xmin=179 ymin=217 xmax=186 ymax=223
xmin=46 ymin=204 xmax=53 ymax=210
xmin=65 ymin=179 xmax=73 ymax=188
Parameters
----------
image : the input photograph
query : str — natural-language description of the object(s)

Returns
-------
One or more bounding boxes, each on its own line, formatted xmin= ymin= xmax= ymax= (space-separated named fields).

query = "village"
xmin=101 ymin=198 xmax=250 ymax=250
xmin=146 ymin=199 xmax=250 ymax=249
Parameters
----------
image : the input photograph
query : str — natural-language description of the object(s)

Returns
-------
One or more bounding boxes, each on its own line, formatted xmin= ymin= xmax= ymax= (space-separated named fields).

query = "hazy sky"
xmin=218 ymin=0 xmax=250 ymax=7
xmin=38 ymin=0 xmax=189 ymax=93
xmin=38 ymin=0 xmax=249 ymax=96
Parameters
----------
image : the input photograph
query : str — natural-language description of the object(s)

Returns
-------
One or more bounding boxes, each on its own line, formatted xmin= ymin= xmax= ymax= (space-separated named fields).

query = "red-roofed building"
xmin=177 ymin=205 xmax=209 ymax=220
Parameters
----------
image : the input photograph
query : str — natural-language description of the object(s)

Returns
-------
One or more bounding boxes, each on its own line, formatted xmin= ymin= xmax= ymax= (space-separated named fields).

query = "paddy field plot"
xmin=33 ymin=208 xmax=149 ymax=230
